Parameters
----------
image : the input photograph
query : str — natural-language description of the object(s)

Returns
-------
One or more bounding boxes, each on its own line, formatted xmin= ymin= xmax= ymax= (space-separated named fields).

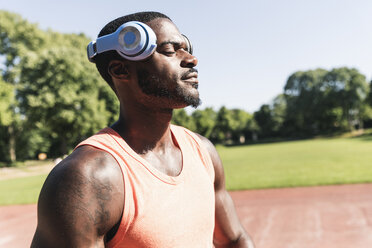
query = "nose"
xmin=181 ymin=52 xmax=198 ymax=68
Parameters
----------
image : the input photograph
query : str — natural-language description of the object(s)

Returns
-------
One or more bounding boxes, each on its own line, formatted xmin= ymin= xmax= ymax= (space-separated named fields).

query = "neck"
xmin=111 ymin=104 xmax=175 ymax=154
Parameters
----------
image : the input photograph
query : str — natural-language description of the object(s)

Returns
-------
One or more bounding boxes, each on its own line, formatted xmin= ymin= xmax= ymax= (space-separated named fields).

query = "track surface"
xmin=1 ymin=183 xmax=372 ymax=248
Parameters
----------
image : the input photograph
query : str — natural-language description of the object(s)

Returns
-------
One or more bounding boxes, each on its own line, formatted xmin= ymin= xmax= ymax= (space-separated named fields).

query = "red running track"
xmin=1 ymin=183 xmax=372 ymax=248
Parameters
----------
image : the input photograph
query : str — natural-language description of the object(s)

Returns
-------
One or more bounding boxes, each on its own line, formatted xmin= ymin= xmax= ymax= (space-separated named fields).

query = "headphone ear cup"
xmin=87 ymin=21 xmax=157 ymax=62
xmin=117 ymin=21 xmax=157 ymax=61
xmin=118 ymin=25 xmax=143 ymax=55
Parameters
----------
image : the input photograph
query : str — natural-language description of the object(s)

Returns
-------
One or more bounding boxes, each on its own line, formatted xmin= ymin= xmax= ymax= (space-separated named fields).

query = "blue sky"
xmin=1 ymin=0 xmax=371 ymax=113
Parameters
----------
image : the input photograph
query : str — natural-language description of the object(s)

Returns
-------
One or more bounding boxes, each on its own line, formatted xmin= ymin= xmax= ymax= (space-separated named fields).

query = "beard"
xmin=137 ymin=68 xmax=201 ymax=108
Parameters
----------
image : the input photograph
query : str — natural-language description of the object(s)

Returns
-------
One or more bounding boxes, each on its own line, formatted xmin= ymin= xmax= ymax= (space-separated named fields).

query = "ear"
xmin=108 ymin=60 xmax=130 ymax=80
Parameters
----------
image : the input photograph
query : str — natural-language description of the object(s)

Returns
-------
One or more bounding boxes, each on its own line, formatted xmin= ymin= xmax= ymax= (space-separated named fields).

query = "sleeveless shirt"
xmin=75 ymin=124 xmax=215 ymax=247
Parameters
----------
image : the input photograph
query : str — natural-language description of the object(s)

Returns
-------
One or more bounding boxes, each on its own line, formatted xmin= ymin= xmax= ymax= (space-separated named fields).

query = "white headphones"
xmin=87 ymin=21 xmax=157 ymax=62
xmin=87 ymin=21 xmax=193 ymax=62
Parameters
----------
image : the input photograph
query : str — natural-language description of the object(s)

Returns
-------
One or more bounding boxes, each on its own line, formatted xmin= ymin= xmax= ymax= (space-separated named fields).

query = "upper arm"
xmin=31 ymin=146 xmax=124 ymax=248
xmin=196 ymin=134 xmax=254 ymax=248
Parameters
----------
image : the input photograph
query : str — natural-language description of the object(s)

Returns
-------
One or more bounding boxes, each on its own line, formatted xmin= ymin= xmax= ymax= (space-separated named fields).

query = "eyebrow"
xmin=158 ymin=41 xmax=184 ymax=48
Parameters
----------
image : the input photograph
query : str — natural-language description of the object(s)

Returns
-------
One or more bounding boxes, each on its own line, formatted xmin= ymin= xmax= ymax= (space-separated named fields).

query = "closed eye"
xmin=158 ymin=41 xmax=188 ymax=55
xmin=163 ymin=51 xmax=176 ymax=55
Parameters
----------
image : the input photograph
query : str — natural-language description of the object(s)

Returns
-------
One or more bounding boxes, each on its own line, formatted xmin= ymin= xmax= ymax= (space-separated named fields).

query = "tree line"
xmin=1 ymin=10 xmax=371 ymax=165
xmin=174 ymin=67 xmax=372 ymax=142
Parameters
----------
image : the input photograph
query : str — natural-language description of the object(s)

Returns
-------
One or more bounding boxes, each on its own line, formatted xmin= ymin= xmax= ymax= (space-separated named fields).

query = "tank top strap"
xmin=170 ymin=125 xmax=215 ymax=183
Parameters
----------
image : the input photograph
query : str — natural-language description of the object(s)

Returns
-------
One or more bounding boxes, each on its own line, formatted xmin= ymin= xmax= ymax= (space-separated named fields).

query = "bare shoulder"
xmin=42 ymin=145 xmax=124 ymax=206
xmin=194 ymin=133 xmax=215 ymax=153
xmin=51 ymin=145 xmax=123 ymax=188
xmin=31 ymin=145 xmax=124 ymax=247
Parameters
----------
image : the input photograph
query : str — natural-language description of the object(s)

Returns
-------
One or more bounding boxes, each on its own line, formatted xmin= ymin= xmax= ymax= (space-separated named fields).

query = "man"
xmin=31 ymin=11 xmax=254 ymax=248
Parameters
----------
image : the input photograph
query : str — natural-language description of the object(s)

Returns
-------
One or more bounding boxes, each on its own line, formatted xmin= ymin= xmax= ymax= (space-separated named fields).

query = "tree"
xmin=191 ymin=107 xmax=217 ymax=139
xmin=0 ymin=10 xmax=119 ymax=160
xmin=212 ymin=107 xmax=253 ymax=144
xmin=253 ymin=94 xmax=287 ymax=139
xmin=324 ymin=67 xmax=369 ymax=130
xmin=283 ymin=67 xmax=369 ymax=136
xmin=271 ymin=94 xmax=287 ymax=134
xmin=229 ymin=109 xmax=254 ymax=143
xmin=172 ymin=109 xmax=196 ymax=131
xmin=254 ymin=104 xmax=274 ymax=138
xmin=0 ymin=11 xmax=49 ymax=83
xmin=0 ymin=10 xmax=48 ymax=163
xmin=362 ymin=80 xmax=372 ymax=128
xmin=212 ymin=106 xmax=232 ymax=143
xmin=0 ymin=78 xmax=17 ymax=163
xmin=17 ymin=46 xmax=111 ymax=156
xmin=0 ymin=78 xmax=14 ymax=127
xmin=284 ymin=68 xmax=329 ymax=135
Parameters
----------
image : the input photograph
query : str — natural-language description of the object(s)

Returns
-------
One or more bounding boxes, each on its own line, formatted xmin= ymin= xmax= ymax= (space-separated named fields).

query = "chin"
xmin=168 ymin=95 xmax=201 ymax=109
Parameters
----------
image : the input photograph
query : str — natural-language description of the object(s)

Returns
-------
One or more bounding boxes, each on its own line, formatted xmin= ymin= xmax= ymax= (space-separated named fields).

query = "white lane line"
xmin=258 ymin=209 xmax=277 ymax=247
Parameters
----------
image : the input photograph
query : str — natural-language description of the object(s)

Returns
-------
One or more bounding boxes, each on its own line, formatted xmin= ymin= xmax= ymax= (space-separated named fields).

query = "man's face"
xmin=135 ymin=18 xmax=201 ymax=109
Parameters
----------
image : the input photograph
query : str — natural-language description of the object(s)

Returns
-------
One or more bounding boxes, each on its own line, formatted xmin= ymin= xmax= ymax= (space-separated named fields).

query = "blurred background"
xmin=0 ymin=0 xmax=372 ymax=200
xmin=1 ymin=1 xmax=372 ymax=247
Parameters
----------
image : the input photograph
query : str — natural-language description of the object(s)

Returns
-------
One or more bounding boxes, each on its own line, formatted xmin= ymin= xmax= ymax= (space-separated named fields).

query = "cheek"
xmin=146 ymin=55 xmax=181 ymax=80
xmin=152 ymin=67 xmax=180 ymax=86
xmin=163 ymin=63 xmax=181 ymax=83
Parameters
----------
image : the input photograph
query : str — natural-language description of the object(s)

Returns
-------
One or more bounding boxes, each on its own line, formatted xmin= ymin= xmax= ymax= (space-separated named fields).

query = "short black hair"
xmin=94 ymin=11 xmax=172 ymax=90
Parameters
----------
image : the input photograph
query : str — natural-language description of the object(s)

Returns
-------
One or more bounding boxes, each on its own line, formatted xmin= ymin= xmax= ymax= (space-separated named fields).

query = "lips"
xmin=181 ymin=69 xmax=198 ymax=81
xmin=182 ymin=72 xmax=198 ymax=80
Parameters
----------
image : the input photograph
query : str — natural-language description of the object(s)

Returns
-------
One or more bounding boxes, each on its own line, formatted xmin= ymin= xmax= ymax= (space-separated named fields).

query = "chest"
xmin=139 ymin=146 xmax=183 ymax=177
xmin=121 ymin=150 xmax=215 ymax=247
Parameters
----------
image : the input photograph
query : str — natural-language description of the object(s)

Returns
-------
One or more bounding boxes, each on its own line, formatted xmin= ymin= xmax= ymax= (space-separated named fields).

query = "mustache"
xmin=181 ymin=68 xmax=198 ymax=80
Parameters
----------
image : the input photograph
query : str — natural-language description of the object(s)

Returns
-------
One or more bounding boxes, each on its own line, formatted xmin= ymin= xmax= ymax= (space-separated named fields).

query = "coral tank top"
xmin=76 ymin=124 xmax=215 ymax=248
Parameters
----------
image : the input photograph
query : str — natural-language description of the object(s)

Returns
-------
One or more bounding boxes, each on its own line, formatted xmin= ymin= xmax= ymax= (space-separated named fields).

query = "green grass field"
xmin=0 ymin=174 xmax=48 ymax=205
xmin=0 ymin=134 xmax=372 ymax=205
xmin=220 ymin=134 xmax=372 ymax=190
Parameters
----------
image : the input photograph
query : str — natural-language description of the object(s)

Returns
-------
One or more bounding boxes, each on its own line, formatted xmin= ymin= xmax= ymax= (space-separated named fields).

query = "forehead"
xmin=147 ymin=18 xmax=183 ymax=44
